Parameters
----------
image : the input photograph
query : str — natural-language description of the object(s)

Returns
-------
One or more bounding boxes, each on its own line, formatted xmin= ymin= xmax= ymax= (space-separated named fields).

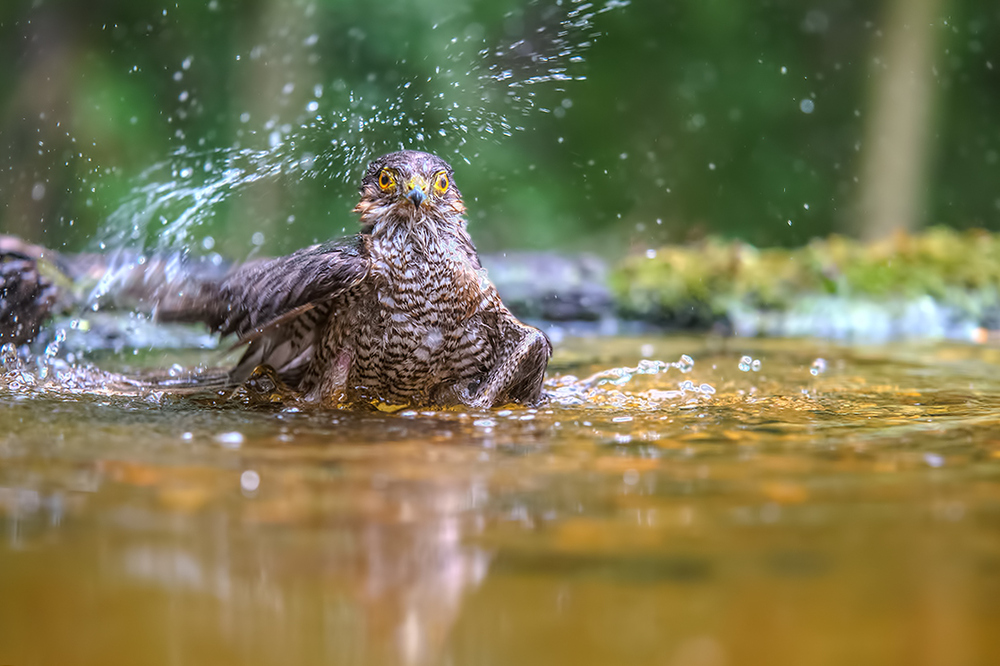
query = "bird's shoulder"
xmin=217 ymin=235 xmax=370 ymax=338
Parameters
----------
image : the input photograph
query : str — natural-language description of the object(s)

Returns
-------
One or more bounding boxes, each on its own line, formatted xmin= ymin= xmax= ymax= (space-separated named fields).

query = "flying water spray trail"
xmin=87 ymin=0 xmax=631 ymax=306
xmin=475 ymin=0 xmax=632 ymax=111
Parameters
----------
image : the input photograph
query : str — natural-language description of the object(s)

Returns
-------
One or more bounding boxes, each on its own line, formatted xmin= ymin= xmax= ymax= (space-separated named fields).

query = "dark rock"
xmin=481 ymin=252 xmax=614 ymax=322
xmin=0 ymin=254 xmax=59 ymax=346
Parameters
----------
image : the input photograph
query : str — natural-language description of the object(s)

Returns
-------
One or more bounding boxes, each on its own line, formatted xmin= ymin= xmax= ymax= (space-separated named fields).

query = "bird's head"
xmin=354 ymin=150 xmax=466 ymax=232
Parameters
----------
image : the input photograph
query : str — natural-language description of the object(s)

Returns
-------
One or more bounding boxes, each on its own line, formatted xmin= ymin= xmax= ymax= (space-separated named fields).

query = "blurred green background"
xmin=0 ymin=0 xmax=996 ymax=259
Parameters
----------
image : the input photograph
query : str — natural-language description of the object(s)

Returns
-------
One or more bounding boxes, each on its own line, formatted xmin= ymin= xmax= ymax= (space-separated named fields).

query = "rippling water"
xmin=2 ymin=334 xmax=1000 ymax=665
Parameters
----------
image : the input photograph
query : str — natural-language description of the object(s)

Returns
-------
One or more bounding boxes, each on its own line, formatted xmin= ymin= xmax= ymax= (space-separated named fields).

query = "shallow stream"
xmin=1 ymin=334 xmax=999 ymax=665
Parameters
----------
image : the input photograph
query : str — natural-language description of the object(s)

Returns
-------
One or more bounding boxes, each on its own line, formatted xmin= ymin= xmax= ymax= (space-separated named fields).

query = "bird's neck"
xmin=369 ymin=212 xmax=472 ymax=265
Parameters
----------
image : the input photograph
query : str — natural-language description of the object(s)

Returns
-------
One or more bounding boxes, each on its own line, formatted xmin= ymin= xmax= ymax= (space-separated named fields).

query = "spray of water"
xmin=546 ymin=354 xmax=717 ymax=410
xmin=88 ymin=0 xmax=631 ymax=304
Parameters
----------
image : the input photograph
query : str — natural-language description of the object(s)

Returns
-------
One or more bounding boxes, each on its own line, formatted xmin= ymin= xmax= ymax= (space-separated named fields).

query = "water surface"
xmin=2 ymin=335 xmax=999 ymax=666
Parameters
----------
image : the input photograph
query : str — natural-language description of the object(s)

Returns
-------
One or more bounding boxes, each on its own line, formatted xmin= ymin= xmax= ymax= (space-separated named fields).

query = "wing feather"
xmin=216 ymin=236 xmax=369 ymax=338
xmin=214 ymin=237 xmax=369 ymax=386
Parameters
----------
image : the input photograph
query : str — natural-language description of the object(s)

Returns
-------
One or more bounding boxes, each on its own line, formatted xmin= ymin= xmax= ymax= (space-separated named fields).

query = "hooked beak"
xmin=405 ymin=175 xmax=428 ymax=208
xmin=406 ymin=187 xmax=426 ymax=208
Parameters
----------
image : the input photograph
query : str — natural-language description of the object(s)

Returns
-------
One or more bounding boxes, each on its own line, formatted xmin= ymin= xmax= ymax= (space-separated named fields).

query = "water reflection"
xmin=109 ymin=464 xmax=492 ymax=665
xmin=0 ymin=436 xmax=498 ymax=664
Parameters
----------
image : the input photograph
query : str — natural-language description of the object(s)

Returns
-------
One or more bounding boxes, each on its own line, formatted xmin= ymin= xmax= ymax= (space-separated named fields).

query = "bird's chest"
xmin=345 ymin=248 xmax=493 ymax=393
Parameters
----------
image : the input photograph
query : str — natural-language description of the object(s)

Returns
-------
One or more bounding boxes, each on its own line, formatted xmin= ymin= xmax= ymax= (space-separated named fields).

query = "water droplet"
xmin=1 ymin=343 xmax=20 ymax=368
xmin=800 ymin=98 xmax=815 ymax=114
xmin=802 ymin=10 xmax=830 ymax=34
xmin=241 ymin=470 xmax=261 ymax=493
xmin=924 ymin=453 xmax=945 ymax=468
xmin=215 ymin=431 xmax=244 ymax=448
xmin=810 ymin=358 xmax=827 ymax=376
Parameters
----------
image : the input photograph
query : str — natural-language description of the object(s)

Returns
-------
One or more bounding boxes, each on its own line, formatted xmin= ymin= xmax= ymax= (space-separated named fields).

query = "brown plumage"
xmin=165 ymin=150 xmax=551 ymax=408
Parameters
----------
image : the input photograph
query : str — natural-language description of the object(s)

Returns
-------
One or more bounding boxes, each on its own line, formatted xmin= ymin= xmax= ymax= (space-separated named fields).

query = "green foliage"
xmin=0 ymin=0 xmax=997 ymax=256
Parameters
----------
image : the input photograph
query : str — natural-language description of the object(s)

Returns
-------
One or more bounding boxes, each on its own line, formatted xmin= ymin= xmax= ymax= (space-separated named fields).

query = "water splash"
xmin=474 ymin=0 xmax=631 ymax=113
xmin=0 ymin=333 xmax=182 ymax=400
xmin=88 ymin=0 xmax=632 ymax=289
xmin=0 ymin=338 xmax=83 ymax=394
xmin=578 ymin=355 xmax=695 ymax=387
xmin=546 ymin=354 xmax=717 ymax=409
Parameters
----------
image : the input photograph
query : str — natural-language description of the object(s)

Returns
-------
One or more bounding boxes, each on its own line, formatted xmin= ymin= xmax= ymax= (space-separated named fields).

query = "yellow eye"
xmin=434 ymin=173 xmax=449 ymax=194
xmin=378 ymin=169 xmax=394 ymax=190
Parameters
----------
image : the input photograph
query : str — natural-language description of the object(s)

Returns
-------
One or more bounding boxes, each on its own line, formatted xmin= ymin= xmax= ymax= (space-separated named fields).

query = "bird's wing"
xmin=217 ymin=236 xmax=370 ymax=386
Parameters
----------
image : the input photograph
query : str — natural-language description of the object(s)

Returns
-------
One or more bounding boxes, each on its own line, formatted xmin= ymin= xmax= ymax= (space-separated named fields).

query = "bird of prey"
xmin=159 ymin=150 xmax=552 ymax=408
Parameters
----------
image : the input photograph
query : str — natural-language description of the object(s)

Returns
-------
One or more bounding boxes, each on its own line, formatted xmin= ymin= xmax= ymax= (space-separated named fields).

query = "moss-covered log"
xmin=611 ymin=227 xmax=1000 ymax=339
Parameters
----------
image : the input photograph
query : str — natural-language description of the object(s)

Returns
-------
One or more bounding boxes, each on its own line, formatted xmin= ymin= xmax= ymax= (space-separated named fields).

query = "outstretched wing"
xmin=215 ymin=237 xmax=370 ymax=386
xmin=215 ymin=237 xmax=368 ymax=337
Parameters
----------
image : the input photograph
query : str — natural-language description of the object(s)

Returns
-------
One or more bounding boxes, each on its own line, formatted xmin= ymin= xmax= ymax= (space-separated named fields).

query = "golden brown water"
xmin=2 ymin=335 xmax=1000 ymax=666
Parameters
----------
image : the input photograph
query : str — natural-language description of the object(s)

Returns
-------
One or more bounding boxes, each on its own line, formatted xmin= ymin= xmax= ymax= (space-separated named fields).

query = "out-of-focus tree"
xmin=853 ymin=0 xmax=948 ymax=239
